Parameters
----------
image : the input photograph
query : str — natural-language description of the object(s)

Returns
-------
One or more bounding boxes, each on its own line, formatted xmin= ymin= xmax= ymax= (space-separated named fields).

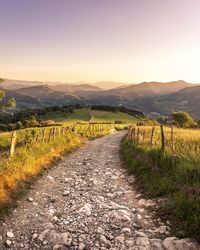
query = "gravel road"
xmin=0 ymin=131 xmax=199 ymax=249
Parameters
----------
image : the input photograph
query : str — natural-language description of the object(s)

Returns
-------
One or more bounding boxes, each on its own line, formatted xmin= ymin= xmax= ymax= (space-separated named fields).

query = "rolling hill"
xmin=155 ymin=85 xmax=200 ymax=118
xmin=1 ymin=79 xmax=200 ymax=117
xmin=17 ymin=85 xmax=80 ymax=105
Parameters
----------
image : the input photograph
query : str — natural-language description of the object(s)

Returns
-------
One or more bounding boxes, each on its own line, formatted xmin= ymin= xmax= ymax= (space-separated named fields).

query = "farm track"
xmin=89 ymin=108 xmax=94 ymax=123
xmin=0 ymin=131 xmax=199 ymax=249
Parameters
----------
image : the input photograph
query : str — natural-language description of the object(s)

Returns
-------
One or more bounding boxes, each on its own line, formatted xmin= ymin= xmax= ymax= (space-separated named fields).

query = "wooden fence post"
xmin=143 ymin=130 xmax=146 ymax=144
xmin=10 ymin=131 xmax=17 ymax=157
xmin=48 ymin=128 xmax=52 ymax=142
xmin=128 ymin=125 xmax=130 ymax=140
xmin=133 ymin=127 xmax=136 ymax=142
xmin=53 ymin=127 xmax=56 ymax=140
xmin=61 ymin=127 xmax=65 ymax=135
xmin=41 ymin=128 xmax=46 ymax=143
xmin=171 ymin=125 xmax=175 ymax=164
xmin=128 ymin=126 xmax=131 ymax=140
xmin=35 ymin=133 xmax=39 ymax=142
xmin=160 ymin=125 xmax=165 ymax=154
xmin=150 ymin=127 xmax=155 ymax=147
xmin=131 ymin=127 xmax=134 ymax=141
xmin=137 ymin=127 xmax=140 ymax=143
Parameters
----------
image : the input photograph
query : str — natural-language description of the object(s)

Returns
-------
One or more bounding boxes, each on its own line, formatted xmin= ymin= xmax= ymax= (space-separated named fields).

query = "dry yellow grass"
xmin=0 ymin=123 xmax=128 ymax=209
xmin=133 ymin=126 xmax=200 ymax=162
xmin=0 ymin=132 xmax=84 ymax=203
xmin=123 ymin=125 xmax=200 ymax=238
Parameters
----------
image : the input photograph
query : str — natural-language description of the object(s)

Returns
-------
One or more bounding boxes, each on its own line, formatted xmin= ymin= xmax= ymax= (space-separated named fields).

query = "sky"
xmin=1 ymin=0 xmax=200 ymax=84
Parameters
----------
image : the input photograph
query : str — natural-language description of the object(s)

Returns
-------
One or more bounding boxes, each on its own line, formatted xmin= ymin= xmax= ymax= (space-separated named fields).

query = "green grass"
xmin=39 ymin=112 xmax=69 ymax=122
xmin=91 ymin=110 xmax=139 ymax=123
xmin=39 ymin=108 xmax=140 ymax=124
xmin=40 ymin=108 xmax=91 ymax=123
xmin=120 ymin=136 xmax=200 ymax=240
xmin=66 ymin=108 xmax=91 ymax=122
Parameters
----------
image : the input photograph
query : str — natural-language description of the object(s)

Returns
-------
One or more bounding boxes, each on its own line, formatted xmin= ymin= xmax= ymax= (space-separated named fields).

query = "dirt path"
xmin=0 ymin=131 xmax=199 ymax=249
xmin=89 ymin=108 xmax=93 ymax=122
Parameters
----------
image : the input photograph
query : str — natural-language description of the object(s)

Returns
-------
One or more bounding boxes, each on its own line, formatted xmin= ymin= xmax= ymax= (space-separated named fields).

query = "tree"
xmin=0 ymin=78 xmax=16 ymax=110
xmin=16 ymin=121 xmax=23 ymax=130
xmin=29 ymin=115 xmax=38 ymax=127
xmin=171 ymin=111 xmax=194 ymax=128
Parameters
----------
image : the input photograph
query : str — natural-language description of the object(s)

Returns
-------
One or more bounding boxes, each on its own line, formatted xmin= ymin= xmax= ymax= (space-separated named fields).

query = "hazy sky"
xmin=1 ymin=0 xmax=200 ymax=83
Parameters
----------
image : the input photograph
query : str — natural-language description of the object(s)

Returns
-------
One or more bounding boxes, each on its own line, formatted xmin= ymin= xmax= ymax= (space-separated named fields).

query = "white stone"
xmin=99 ymin=235 xmax=111 ymax=248
xmin=78 ymin=242 xmax=86 ymax=250
xmin=6 ymin=232 xmax=14 ymax=238
xmin=47 ymin=175 xmax=54 ymax=181
xmin=135 ymin=231 xmax=148 ymax=237
xmin=115 ymin=235 xmax=125 ymax=244
xmin=51 ymin=216 xmax=59 ymax=222
xmin=136 ymin=237 xmax=150 ymax=246
xmin=157 ymin=225 xmax=169 ymax=234
xmin=32 ymin=233 xmax=38 ymax=240
xmin=78 ymin=203 xmax=92 ymax=216
xmin=63 ymin=190 xmax=70 ymax=196
xmin=121 ymin=228 xmax=131 ymax=236
xmin=150 ymin=239 xmax=164 ymax=250
xmin=6 ymin=240 xmax=12 ymax=246
xmin=163 ymin=237 xmax=177 ymax=249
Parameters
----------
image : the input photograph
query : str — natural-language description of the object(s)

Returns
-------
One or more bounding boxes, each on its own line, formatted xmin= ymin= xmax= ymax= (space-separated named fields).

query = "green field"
xmin=40 ymin=108 xmax=139 ymax=124
xmin=40 ymin=108 xmax=91 ymax=123
xmin=91 ymin=110 xmax=140 ymax=123
xmin=0 ymin=108 xmax=139 ymax=150
xmin=66 ymin=108 xmax=91 ymax=122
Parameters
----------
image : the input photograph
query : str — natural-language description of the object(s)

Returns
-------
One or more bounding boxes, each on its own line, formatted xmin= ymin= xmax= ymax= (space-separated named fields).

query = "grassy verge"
xmin=120 ymin=137 xmax=200 ymax=240
xmin=0 ymin=132 xmax=84 ymax=215
xmin=0 ymin=125 xmax=126 ymax=216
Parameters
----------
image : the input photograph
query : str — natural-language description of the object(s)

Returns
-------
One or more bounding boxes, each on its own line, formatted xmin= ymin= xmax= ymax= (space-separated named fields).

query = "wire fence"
xmin=127 ymin=125 xmax=200 ymax=164
xmin=0 ymin=122 xmax=128 ymax=158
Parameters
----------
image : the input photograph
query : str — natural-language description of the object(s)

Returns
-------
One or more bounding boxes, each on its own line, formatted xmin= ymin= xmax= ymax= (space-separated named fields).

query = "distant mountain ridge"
xmin=1 ymin=79 xmax=199 ymax=117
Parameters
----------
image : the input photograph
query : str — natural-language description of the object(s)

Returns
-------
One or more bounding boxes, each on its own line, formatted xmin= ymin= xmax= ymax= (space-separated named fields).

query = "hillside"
xmin=91 ymin=110 xmax=140 ymax=123
xmin=17 ymin=85 xmax=80 ymax=105
xmin=155 ymin=85 xmax=200 ymax=117
xmin=50 ymin=83 xmax=102 ymax=92
xmin=2 ymin=79 xmax=200 ymax=117
xmin=39 ymin=108 xmax=140 ymax=124
xmin=0 ymin=88 xmax=41 ymax=109
xmin=1 ymin=79 xmax=105 ymax=91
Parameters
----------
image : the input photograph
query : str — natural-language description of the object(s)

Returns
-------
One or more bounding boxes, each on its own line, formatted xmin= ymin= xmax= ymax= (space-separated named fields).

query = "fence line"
xmin=128 ymin=125 xmax=176 ymax=157
xmin=0 ymin=122 xmax=128 ymax=158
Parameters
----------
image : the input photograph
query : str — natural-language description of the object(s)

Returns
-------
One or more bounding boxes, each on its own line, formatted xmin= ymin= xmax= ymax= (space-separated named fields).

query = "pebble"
xmin=6 ymin=232 xmax=14 ymax=238
xmin=32 ymin=233 xmax=38 ymax=240
xmin=0 ymin=132 xmax=199 ymax=250
xmin=63 ymin=190 xmax=71 ymax=196
xmin=6 ymin=240 xmax=12 ymax=247
xmin=27 ymin=197 xmax=34 ymax=202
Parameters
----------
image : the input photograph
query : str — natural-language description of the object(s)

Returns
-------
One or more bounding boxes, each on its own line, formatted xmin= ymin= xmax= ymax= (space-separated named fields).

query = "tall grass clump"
xmin=121 ymin=126 xmax=200 ymax=239
xmin=0 ymin=122 xmax=127 ymax=215
xmin=0 ymin=132 xmax=84 ymax=210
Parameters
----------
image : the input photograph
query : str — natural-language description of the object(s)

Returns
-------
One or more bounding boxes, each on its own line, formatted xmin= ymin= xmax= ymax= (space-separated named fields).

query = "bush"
xmin=114 ymin=120 xmax=123 ymax=124
xmin=15 ymin=121 xmax=23 ymax=130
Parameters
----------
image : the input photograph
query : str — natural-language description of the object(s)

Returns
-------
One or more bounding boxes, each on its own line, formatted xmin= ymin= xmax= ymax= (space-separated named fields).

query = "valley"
xmin=1 ymin=79 xmax=199 ymax=118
